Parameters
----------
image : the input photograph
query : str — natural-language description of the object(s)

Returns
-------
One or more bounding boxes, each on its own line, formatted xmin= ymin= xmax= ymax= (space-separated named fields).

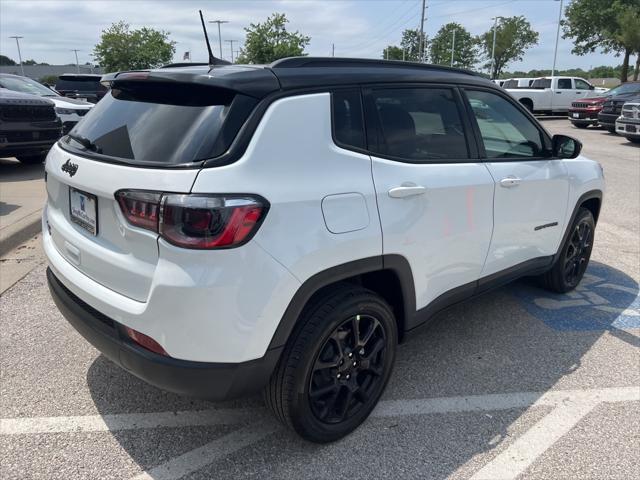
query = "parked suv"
xmin=54 ymin=74 xmax=108 ymax=103
xmin=598 ymin=83 xmax=640 ymax=132
xmin=44 ymin=58 xmax=604 ymax=442
xmin=615 ymin=97 xmax=640 ymax=143
xmin=0 ymin=89 xmax=61 ymax=163
xmin=568 ymin=81 xmax=640 ymax=129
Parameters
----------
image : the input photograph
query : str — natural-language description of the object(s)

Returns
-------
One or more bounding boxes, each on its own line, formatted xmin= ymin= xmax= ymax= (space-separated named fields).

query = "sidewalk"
xmin=0 ymin=158 xmax=46 ymax=256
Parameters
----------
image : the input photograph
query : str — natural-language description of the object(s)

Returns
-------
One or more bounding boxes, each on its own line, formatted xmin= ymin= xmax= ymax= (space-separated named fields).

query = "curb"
xmin=0 ymin=209 xmax=42 ymax=256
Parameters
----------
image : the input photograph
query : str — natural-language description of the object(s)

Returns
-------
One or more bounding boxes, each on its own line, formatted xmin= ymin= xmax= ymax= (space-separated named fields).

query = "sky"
xmin=0 ymin=0 xmax=624 ymax=73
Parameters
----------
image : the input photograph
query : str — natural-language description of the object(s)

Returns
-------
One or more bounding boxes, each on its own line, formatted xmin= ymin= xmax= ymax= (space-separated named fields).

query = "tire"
xmin=605 ymin=126 xmax=616 ymax=133
xmin=573 ymin=123 xmax=589 ymax=129
xmin=520 ymin=99 xmax=533 ymax=113
xmin=17 ymin=154 xmax=46 ymax=165
xmin=627 ymin=137 xmax=640 ymax=144
xmin=264 ymin=284 xmax=397 ymax=443
xmin=540 ymin=208 xmax=595 ymax=293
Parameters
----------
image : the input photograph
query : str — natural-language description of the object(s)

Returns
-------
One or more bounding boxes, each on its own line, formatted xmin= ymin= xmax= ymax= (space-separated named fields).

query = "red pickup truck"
xmin=568 ymin=81 xmax=640 ymax=128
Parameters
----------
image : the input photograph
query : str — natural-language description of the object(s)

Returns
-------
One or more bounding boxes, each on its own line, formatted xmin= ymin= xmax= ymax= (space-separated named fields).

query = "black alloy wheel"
xmin=308 ymin=314 xmax=386 ymax=424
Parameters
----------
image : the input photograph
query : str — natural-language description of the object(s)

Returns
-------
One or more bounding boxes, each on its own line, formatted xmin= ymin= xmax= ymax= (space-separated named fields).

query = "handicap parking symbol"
xmin=511 ymin=263 xmax=640 ymax=331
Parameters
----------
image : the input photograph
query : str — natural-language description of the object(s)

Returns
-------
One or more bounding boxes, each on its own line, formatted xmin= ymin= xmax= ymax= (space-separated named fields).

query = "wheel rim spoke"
xmin=563 ymin=218 xmax=593 ymax=285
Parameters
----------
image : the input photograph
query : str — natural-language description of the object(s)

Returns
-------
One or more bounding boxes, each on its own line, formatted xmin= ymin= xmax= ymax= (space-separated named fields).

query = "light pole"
xmin=209 ymin=20 xmax=229 ymax=59
xmin=225 ymin=40 xmax=237 ymax=63
xmin=419 ymin=0 xmax=427 ymax=63
xmin=551 ymin=0 xmax=564 ymax=77
xmin=9 ymin=36 xmax=25 ymax=76
xmin=70 ymin=49 xmax=80 ymax=74
xmin=490 ymin=16 xmax=503 ymax=79
xmin=450 ymin=28 xmax=456 ymax=67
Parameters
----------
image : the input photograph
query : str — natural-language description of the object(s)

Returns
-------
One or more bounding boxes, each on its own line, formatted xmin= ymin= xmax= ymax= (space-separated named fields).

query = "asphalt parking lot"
xmin=1 ymin=118 xmax=639 ymax=479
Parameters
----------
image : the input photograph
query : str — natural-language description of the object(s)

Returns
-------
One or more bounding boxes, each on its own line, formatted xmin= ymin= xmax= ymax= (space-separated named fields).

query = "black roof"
xmin=101 ymin=57 xmax=496 ymax=99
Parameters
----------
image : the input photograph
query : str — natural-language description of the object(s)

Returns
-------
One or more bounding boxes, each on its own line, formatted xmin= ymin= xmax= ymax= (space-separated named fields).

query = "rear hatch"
xmin=45 ymin=68 xmax=277 ymax=301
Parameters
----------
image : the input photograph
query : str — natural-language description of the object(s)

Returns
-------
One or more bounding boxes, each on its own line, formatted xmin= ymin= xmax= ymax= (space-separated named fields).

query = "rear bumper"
xmin=47 ymin=267 xmax=281 ymax=400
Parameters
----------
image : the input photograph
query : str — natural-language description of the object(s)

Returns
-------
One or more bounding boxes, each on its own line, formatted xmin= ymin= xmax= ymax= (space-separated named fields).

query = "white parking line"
xmin=129 ymin=421 xmax=279 ymax=480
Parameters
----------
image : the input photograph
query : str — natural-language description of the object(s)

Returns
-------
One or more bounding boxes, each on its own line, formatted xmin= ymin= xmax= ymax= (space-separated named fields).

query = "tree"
xmin=477 ymin=16 xmax=539 ymax=79
xmin=563 ymin=0 xmax=640 ymax=82
xmin=430 ymin=23 xmax=478 ymax=69
xmin=400 ymin=29 xmax=424 ymax=61
xmin=235 ymin=13 xmax=310 ymax=64
xmin=382 ymin=45 xmax=404 ymax=60
xmin=23 ymin=59 xmax=37 ymax=65
xmin=0 ymin=55 xmax=16 ymax=66
xmin=39 ymin=75 xmax=58 ymax=86
xmin=93 ymin=21 xmax=176 ymax=73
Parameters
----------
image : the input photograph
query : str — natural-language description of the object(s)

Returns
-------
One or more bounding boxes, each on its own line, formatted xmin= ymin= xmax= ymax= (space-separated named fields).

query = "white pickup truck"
xmin=506 ymin=77 xmax=608 ymax=113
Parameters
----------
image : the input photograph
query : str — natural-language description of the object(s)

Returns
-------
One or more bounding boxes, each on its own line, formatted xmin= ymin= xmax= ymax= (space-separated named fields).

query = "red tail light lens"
xmin=115 ymin=190 xmax=267 ymax=249
xmin=123 ymin=326 xmax=169 ymax=356
xmin=116 ymin=190 xmax=162 ymax=231
xmin=160 ymin=194 xmax=266 ymax=249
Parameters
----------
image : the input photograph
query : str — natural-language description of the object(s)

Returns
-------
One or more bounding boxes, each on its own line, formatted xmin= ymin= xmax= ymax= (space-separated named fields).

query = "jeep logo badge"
xmin=61 ymin=159 xmax=78 ymax=177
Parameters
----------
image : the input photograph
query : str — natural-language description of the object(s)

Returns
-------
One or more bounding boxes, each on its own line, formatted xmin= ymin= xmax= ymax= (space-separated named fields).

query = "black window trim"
xmin=329 ymin=87 xmax=369 ymax=156
xmin=459 ymin=86 xmax=555 ymax=163
xmin=361 ymin=83 xmax=479 ymax=165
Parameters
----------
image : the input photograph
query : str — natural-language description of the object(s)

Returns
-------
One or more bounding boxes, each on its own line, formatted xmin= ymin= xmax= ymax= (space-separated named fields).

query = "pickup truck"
xmin=506 ymin=77 xmax=608 ymax=113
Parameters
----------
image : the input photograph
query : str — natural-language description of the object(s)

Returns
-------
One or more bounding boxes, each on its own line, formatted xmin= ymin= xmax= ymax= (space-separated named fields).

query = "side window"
xmin=332 ymin=90 xmax=365 ymax=150
xmin=369 ymin=88 xmax=469 ymax=162
xmin=575 ymin=79 xmax=590 ymax=90
xmin=558 ymin=78 xmax=572 ymax=89
xmin=465 ymin=89 xmax=545 ymax=159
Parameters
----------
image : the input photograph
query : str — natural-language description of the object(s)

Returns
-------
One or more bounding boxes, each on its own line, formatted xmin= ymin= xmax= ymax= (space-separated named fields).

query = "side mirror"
xmin=552 ymin=134 xmax=582 ymax=159
xmin=589 ymin=84 xmax=595 ymax=90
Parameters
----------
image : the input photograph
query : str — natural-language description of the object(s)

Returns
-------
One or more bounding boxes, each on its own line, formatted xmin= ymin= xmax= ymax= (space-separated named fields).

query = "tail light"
xmin=115 ymin=190 xmax=267 ymax=249
xmin=123 ymin=326 xmax=168 ymax=356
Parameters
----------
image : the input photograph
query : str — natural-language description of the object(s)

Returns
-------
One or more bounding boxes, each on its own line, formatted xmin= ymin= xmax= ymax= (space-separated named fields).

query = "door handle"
xmin=388 ymin=184 xmax=427 ymax=198
xmin=500 ymin=176 xmax=522 ymax=188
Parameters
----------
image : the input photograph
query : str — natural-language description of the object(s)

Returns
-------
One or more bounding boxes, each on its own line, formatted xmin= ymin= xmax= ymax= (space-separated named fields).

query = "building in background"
xmin=0 ymin=65 xmax=103 ymax=82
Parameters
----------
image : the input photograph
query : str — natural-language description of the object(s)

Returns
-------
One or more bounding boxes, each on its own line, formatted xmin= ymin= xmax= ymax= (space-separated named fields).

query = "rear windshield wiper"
xmin=66 ymin=133 xmax=102 ymax=153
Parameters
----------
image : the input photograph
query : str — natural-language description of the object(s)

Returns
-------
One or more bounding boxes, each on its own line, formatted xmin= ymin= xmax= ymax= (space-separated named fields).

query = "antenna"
xmin=199 ymin=10 xmax=230 ymax=66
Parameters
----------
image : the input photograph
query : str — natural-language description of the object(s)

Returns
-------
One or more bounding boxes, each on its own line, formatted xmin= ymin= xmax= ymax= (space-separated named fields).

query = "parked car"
xmin=501 ymin=78 xmax=535 ymax=88
xmin=43 ymin=57 xmax=604 ymax=443
xmin=568 ymin=81 xmax=640 ymax=129
xmin=54 ymin=74 xmax=108 ymax=103
xmin=0 ymin=73 xmax=93 ymax=134
xmin=0 ymin=89 xmax=61 ymax=164
xmin=615 ymin=97 xmax=640 ymax=143
xmin=598 ymin=85 xmax=640 ymax=133
xmin=506 ymin=76 xmax=607 ymax=113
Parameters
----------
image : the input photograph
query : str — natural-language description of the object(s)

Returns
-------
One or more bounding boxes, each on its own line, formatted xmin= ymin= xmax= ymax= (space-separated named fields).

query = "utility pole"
xmin=403 ymin=48 xmax=406 ymax=61
xmin=332 ymin=43 xmax=335 ymax=57
xmin=490 ymin=16 xmax=502 ymax=79
xmin=450 ymin=28 xmax=456 ymax=67
xmin=70 ymin=49 xmax=80 ymax=74
xmin=9 ymin=36 xmax=24 ymax=76
xmin=209 ymin=20 xmax=229 ymax=59
xmin=419 ymin=0 xmax=427 ymax=63
xmin=225 ymin=40 xmax=237 ymax=63
xmin=551 ymin=0 xmax=564 ymax=77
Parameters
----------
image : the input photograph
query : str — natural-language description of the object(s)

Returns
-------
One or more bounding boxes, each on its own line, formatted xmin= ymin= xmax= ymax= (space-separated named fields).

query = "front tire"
xmin=17 ymin=153 xmax=47 ymax=165
xmin=540 ymin=208 xmax=595 ymax=293
xmin=627 ymin=137 xmax=640 ymax=144
xmin=264 ymin=285 xmax=397 ymax=443
xmin=572 ymin=123 xmax=589 ymax=129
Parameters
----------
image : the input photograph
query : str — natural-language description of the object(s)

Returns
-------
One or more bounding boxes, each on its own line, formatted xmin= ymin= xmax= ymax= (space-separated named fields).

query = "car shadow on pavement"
xmin=0 ymin=158 xmax=44 ymax=182
xmin=86 ymin=261 xmax=639 ymax=479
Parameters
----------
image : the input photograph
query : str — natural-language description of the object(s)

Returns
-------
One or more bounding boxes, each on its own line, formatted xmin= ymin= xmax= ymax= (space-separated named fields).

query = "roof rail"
xmin=270 ymin=57 xmax=480 ymax=76
xmin=160 ymin=62 xmax=211 ymax=69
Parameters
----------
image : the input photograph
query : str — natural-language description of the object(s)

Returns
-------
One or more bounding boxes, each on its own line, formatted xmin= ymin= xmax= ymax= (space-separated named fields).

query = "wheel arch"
xmin=519 ymin=97 xmax=534 ymax=111
xmin=557 ymin=189 xmax=603 ymax=257
xmin=267 ymin=255 xmax=416 ymax=351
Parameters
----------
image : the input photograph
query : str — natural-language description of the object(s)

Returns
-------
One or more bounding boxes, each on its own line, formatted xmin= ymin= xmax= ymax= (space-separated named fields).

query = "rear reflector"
xmin=115 ymin=190 xmax=267 ymax=249
xmin=123 ymin=326 xmax=168 ymax=356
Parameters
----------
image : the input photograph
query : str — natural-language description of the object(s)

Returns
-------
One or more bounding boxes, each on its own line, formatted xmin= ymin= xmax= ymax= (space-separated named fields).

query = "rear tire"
xmin=264 ymin=285 xmax=397 ymax=443
xmin=605 ymin=126 xmax=616 ymax=133
xmin=520 ymin=99 xmax=533 ymax=113
xmin=627 ymin=137 xmax=640 ymax=144
xmin=573 ymin=123 xmax=589 ymax=129
xmin=17 ymin=154 xmax=46 ymax=165
xmin=540 ymin=208 xmax=595 ymax=293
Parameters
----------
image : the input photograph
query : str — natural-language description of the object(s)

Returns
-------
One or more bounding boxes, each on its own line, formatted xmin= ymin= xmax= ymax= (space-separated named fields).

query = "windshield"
xmin=606 ymin=83 xmax=640 ymax=96
xmin=62 ymin=82 xmax=255 ymax=166
xmin=0 ymin=75 xmax=58 ymax=97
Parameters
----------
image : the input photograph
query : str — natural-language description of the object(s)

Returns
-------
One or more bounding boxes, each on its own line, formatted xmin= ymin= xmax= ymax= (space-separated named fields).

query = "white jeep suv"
xmin=43 ymin=57 xmax=604 ymax=442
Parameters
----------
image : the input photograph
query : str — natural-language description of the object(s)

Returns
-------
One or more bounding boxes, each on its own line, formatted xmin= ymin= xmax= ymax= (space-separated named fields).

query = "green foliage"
xmin=477 ymin=16 xmax=539 ymax=78
xmin=23 ymin=59 xmax=37 ymax=65
xmin=382 ymin=45 xmax=404 ymax=60
xmin=400 ymin=29 xmax=424 ymax=62
xmin=430 ymin=23 xmax=478 ymax=69
xmin=235 ymin=13 xmax=310 ymax=64
xmin=93 ymin=21 xmax=176 ymax=73
xmin=563 ymin=0 xmax=640 ymax=81
xmin=498 ymin=65 xmax=624 ymax=80
xmin=39 ymin=75 xmax=59 ymax=86
xmin=0 ymin=55 xmax=17 ymax=66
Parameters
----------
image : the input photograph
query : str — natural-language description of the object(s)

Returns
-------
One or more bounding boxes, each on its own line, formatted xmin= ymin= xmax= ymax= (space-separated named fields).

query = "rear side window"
xmin=368 ymin=88 xmax=469 ymax=162
xmin=62 ymin=81 xmax=256 ymax=166
xmin=531 ymin=79 xmax=551 ymax=89
xmin=332 ymin=90 xmax=365 ymax=150
xmin=558 ymin=79 xmax=572 ymax=89
xmin=55 ymin=78 xmax=106 ymax=92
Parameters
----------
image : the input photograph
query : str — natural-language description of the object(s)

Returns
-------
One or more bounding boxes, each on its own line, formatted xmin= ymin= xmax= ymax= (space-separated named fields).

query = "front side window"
xmin=332 ymin=90 xmax=365 ymax=150
xmin=558 ymin=79 xmax=572 ymax=89
xmin=369 ymin=88 xmax=468 ymax=162
xmin=465 ymin=89 xmax=545 ymax=159
xmin=575 ymin=79 xmax=591 ymax=90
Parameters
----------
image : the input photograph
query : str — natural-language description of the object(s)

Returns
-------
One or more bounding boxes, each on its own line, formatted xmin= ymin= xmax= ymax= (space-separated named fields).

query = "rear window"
xmin=531 ymin=79 xmax=551 ymax=89
xmin=62 ymin=81 xmax=256 ymax=166
xmin=55 ymin=78 xmax=106 ymax=92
